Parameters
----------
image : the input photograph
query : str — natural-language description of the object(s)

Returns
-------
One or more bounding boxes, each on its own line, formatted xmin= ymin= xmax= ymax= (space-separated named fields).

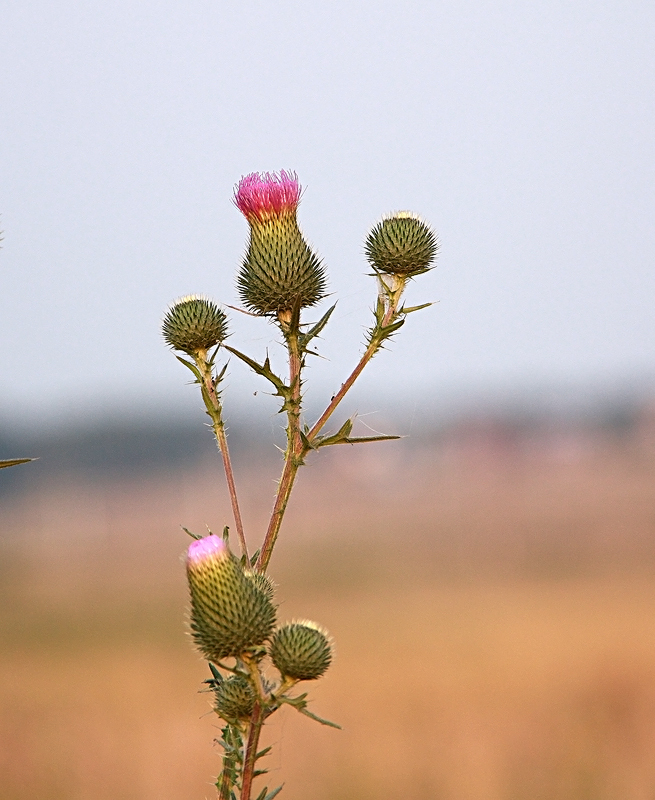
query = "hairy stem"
xmin=256 ymin=309 xmax=303 ymax=573
xmin=196 ymin=353 xmax=249 ymax=562
xmin=240 ymin=703 xmax=265 ymax=800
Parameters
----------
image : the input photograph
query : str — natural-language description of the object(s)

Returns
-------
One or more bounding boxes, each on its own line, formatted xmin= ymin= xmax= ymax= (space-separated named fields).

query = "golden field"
xmin=2 ymin=416 xmax=655 ymax=800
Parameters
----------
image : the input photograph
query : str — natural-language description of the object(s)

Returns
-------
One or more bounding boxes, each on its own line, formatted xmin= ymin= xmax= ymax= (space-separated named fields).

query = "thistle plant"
xmin=162 ymin=170 xmax=438 ymax=800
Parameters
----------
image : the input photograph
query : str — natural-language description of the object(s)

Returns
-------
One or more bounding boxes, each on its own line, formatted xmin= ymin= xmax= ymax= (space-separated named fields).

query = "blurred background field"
xmin=3 ymin=396 xmax=655 ymax=800
xmin=3 ymin=1 xmax=655 ymax=797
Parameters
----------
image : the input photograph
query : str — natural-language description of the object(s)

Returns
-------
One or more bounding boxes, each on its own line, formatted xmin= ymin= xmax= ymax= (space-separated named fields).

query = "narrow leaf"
xmin=401 ymin=301 xmax=432 ymax=314
xmin=314 ymin=417 xmax=355 ymax=448
xmin=298 ymin=303 xmax=337 ymax=352
xmin=264 ymin=787 xmax=284 ymax=800
xmin=297 ymin=707 xmax=342 ymax=729
xmin=337 ymin=435 xmax=401 ymax=445
xmin=0 ymin=458 xmax=34 ymax=469
xmin=181 ymin=526 xmax=203 ymax=540
xmin=215 ymin=362 xmax=229 ymax=384
xmin=175 ymin=355 xmax=202 ymax=381
xmin=380 ymin=319 xmax=405 ymax=336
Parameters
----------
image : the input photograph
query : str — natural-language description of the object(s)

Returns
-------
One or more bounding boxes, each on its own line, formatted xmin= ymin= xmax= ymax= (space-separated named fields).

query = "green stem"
xmin=195 ymin=353 xmax=249 ymax=562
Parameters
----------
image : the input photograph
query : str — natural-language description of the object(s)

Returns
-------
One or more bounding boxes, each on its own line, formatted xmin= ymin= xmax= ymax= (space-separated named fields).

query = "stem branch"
xmin=308 ymin=274 xmax=406 ymax=441
xmin=196 ymin=353 xmax=249 ymax=562
xmin=256 ymin=278 xmax=406 ymax=572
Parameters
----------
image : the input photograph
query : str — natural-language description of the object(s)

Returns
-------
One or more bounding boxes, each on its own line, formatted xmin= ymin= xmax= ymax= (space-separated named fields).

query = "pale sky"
xmin=1 ymin=0 xmax=654 ymax=425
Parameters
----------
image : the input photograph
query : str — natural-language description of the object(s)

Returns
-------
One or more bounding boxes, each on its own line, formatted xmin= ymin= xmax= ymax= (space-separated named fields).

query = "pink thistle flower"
xmin=187 ymin=534 xmax=229 ymax=568
xmin=234 ymin=170 xmax=301 ymax=224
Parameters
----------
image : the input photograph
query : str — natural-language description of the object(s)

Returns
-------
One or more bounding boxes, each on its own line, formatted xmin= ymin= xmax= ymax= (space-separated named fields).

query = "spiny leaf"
xmin=313 ymin=417 xmax=354 ymax=448
xmin=223 ymin=345 xmax=287 ymax=395
xmin=182 ymin=526 xmax=203 ymax=540
xmin=298 ymin=302 xmax=336 ymax=352
xmin=175 ymin=355 xmax=202 ymax=382
xmin=299 ymin=429 xmax=317 ymax=452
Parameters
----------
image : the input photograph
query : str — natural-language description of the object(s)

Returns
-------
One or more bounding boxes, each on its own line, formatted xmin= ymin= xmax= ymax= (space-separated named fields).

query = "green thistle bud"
xmin=365 ymin=212 xmax=438 ymax=276
xmin=162 ymin=295 xmax=228 ymax=355
xmin=245 ymin=570 xmax=276 ymax=602
xmin=234 ymin=171 xmax=326 ymax=315
xmin=214 ymin=675 xmax=256 ymax=722
xmin=270 ymin=620 xmax=333 ymax=681
xmin=186 ymin=536 xmax=276 ymax=660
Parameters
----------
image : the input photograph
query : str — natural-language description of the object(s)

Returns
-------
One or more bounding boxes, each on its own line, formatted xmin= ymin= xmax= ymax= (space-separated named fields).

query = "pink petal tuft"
xmin=187 ymin=534 xmax=229 ymax=566
xmin=234 ymin=170 xmax=301 ymax=223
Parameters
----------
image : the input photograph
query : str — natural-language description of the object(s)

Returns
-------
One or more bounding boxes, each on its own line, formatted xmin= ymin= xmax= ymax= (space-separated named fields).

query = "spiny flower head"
xmin=162 ymin=295 xmax=228 ymax=355
xmin=270 ymin=619 xmax=333 ymax=681
xmin=234 ymin=171 xmax=302 ymax=225
xmin=234 ymin=170 xmax=326 ymax=315
xmin=365 ymin=212 xmax=439 ymax=276
xmin=187 ymin=533 xmax=230 ymax=567
xmin=213 ymin=675 xmax=256 ymax=722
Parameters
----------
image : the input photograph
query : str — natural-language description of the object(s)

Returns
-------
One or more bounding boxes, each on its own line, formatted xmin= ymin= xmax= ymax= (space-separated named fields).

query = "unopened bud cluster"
xmin=186 ymin=536 xmax=333 ymax=722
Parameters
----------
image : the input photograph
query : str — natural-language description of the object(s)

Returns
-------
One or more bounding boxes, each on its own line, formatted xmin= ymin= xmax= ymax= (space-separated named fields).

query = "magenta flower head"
xmin=186 ymin=534 xmax=229 ymax=567
xmin=234 ymin=170 xmax=326 ymax=317
xmin=186 ymin=535 xmax=276 ymax=660
xmin=234 ymin=170 xmax=302 ymax=225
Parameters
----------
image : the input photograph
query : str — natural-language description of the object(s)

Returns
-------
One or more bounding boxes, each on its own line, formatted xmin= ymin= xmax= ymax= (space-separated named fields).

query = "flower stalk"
xmin=163 ymin=173 xmax=438 ymax=800
xmin=194 ymin=351 xmax=249 ymax=562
